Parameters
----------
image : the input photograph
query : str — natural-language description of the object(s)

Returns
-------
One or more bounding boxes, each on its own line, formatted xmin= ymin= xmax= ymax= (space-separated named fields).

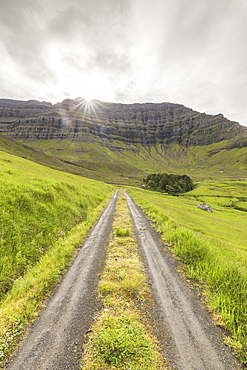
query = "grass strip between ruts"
xmin=81 ymin=192 xmax=166 ymax=370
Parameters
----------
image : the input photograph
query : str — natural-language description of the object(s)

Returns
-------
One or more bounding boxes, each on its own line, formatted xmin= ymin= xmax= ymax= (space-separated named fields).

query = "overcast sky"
xmin=1 ymin=0 xmax=247 ymax=126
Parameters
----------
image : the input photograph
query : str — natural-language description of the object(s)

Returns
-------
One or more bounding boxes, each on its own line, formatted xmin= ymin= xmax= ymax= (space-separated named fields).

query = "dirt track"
xmin=6 ymin=190 xmax=243 ymax=369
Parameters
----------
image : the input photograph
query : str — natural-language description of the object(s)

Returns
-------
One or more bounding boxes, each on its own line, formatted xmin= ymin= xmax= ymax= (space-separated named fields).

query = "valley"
xmin=0 ymin=98 xmax=247 ymax=368
xmin=0 ymin=98 xmax=247 ymax=184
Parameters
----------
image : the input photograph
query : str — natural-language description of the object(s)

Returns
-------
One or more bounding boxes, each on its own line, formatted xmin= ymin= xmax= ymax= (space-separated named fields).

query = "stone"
xmin=197 ymin=204 xmax=213 ymax=213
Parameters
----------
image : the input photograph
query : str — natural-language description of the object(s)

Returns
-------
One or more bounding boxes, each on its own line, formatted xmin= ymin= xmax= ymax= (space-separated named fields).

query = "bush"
xmin=144 ymin=173 xmax=194 ymax=194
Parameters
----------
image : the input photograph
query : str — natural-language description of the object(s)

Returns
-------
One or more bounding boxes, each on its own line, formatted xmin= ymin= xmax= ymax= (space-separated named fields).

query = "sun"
xmin=83 ymin=89 xmax=96 ymax=102
xmin=72 ymin=97 xmax=100 ymax=118
xmin=84 ymin=98 xmax=92 ymax=103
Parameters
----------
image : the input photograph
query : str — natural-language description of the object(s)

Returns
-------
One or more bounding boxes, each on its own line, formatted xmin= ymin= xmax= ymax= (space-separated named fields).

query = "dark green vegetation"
xmin=129 ymin=182 xmax=247 ymax=363
xmin=0 ymin=150 xmax=114 ymax=365
xmin=144 ymin=173 xmax=194 ymax=193
xmin=0 ymin=98 xmax=247 ymax=184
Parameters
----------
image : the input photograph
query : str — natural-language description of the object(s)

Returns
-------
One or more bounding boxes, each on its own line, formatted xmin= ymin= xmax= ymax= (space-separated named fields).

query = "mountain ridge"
xmin=0 ymin=98 xmax=247 ymax=183
xmin=0 ymin=98 xmax=246 ymax=147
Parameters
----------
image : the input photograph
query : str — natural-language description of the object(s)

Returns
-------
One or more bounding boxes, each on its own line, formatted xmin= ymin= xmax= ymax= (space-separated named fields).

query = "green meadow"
xmin=1 ymin=132 xmax=247 ymax=367
xmin=0 ymin=150 xmax=114 ymax=364
xmin=22 ymin=138 xmax=247 ymax=184
xmin=129 ymin=182 xmax=247 ymax=363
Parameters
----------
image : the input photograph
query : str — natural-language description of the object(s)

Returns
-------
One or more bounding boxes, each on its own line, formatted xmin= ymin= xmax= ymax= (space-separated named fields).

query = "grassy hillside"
xmin=0 ymin=134 xmax=110 ymax=181
xmin=19 ymin=138 xmax=247 ymax=183
xmin=1 ymin=125 xmax=247 ymax=364
xmin=0 ymin=150 xmax=114 ymax=364
xmin=1 ymin=130 xmax=247 ymax=185
xmin=129 ymin=184 xmax=247 ymax=363
xmin=0 ymin=149 xmax=115 ymax=296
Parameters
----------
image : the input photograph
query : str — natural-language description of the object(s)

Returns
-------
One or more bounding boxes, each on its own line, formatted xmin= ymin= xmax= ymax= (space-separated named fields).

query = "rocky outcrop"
xmin=0 ymin=98 xmax=246 ymax=148
xmin=0 ymin=99 xmax=52 ymax=119
xmin=197 ymin=204 xmax=213 ymax=213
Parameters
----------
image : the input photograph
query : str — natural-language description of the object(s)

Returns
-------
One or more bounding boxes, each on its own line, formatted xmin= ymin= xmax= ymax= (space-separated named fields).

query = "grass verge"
xmin=81 ymin=192 xmax=165 ymax=370
xmin=0 ymin=151 xmax=115 ymax=367
xmin=0 ymin=194 xmax=114 ymax=368
xmin=128 ymin=187 xmax=247 ymax=365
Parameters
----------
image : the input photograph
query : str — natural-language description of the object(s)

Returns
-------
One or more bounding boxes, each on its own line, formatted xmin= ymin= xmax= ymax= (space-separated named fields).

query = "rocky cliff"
xmin=0 ymin=98 xmax=246 ymax=148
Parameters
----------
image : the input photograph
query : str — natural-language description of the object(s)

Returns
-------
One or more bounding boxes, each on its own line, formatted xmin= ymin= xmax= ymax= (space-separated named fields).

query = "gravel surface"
xmin=125 ymin=190 xmax=243 ymax=370
xmin=6 ymin=191 xmax=118 ymax=370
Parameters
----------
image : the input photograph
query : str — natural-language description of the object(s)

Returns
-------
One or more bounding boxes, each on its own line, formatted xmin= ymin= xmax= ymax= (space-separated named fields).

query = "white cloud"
xmin=0 ymin=0 xmax=246 ymax=126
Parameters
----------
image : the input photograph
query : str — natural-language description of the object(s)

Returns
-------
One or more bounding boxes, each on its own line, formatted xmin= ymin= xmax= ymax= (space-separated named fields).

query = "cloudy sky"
xmin=1 ymin=0 xmax=247 ymax=126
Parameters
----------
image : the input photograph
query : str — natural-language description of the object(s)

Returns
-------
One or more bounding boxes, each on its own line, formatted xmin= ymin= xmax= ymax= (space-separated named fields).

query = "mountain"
xmin=0 ymin=98 xmax=247 ymax=183
xmin=1 ymin=98 xmax=247 ymax=147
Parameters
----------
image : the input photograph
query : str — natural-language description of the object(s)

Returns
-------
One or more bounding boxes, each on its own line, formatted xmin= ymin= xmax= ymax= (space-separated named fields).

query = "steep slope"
xmin=0 ymin=134 xmax=144 ymax=184
xmin=0 ymin=134 xmax=125 ymax=181
xmin=0 ymin=98 xmax=247 ymax=182
xmin=1 ymin=98 xmax=247 ymax=147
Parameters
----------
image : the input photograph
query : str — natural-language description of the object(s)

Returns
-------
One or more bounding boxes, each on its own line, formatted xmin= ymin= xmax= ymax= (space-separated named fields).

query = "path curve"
xmin=6 ymin=191 xmax=118 ymax=370
xmin=125 ymin=190 xmax=242 ymax=370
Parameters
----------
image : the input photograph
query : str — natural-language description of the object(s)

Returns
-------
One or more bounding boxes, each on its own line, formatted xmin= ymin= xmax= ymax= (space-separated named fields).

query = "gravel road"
xmin=6 ymin=190 xmax=243 ymax=370
xmin=125 ymin=190 xmax=242 ymax=370
xmin=6 ymin=191 xmax=118 ymax=370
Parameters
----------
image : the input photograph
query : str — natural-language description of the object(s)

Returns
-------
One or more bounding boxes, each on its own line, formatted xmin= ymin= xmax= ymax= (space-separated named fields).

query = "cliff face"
xmin=0 ymin=98 xmax=246 ymax=148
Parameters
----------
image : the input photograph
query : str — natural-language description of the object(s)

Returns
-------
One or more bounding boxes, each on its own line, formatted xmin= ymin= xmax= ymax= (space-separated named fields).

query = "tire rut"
xmin=125 ymin=190 xmax=242 ymax=370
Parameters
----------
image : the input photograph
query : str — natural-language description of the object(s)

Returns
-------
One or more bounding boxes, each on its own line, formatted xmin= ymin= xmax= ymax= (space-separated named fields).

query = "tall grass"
xmin=129 ymin=187 xmax=247 ymax=364
xmin=0 ymin=151 xmax=114 ymax=365
xmin=0 ymin=172 xmax=112 ymax=297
